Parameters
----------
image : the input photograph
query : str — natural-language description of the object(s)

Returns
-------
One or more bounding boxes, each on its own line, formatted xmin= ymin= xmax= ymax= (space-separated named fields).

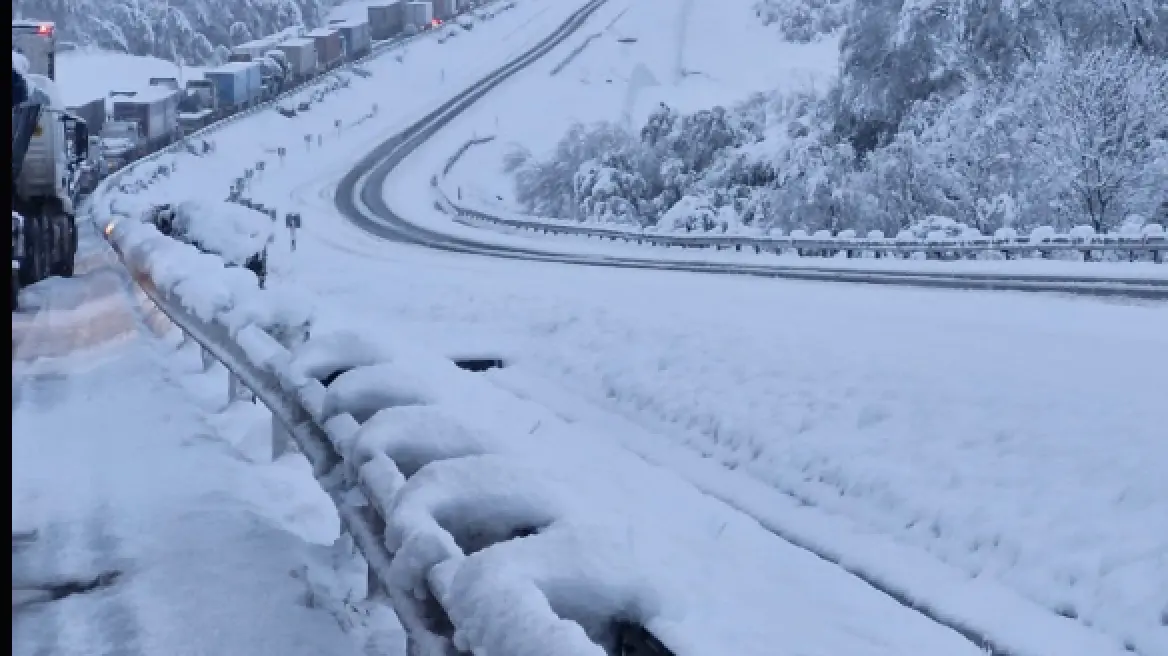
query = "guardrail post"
xmin=271 ymin=417 xmax=293 ymax=461
xmin=367 ymin=558 xmax=384 ymax=601
xmin=200 ymin=345 xmax=215 ymax=371
xmin=228 ymin=373 xmax=255 ymax=404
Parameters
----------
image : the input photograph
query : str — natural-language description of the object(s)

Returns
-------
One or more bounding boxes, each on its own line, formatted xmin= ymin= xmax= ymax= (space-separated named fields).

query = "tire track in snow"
xmin=11 ymin=226 xmax=148 ymax=363
xmin=674 ymin=0 xmax=695 ymax=82
xmin=12 ymin=523 xmax=68 ymax=656
xmin=13 ymin=364 xmax=144 ymax=656
xmin=83 ymin=503 xmax=145 ymax=656
xmin=550 ymin=2 xmax=633 ymax=76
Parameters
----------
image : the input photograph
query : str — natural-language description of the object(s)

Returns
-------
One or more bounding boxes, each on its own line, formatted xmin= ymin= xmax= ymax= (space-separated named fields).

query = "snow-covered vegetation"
xmin=12 ymin=0 xmax=336 ymax=64
xmin=753 ymin=0 xmax=850 ymax=42
xmin=512 ymin=0 xmax=1168 ymax=237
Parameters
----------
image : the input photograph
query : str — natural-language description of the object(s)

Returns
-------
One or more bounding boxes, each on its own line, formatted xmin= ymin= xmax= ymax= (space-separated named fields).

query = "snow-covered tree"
xmin=515 ymin=0 xmax=1168 ymax=236
xmin=13 ymin=0 xmax=334 ymax=64
xmin=754 ymin=0 xmax=851 ymax=42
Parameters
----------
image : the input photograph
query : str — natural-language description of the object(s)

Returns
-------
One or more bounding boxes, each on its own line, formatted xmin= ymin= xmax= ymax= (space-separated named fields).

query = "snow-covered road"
xmin=282 ymin=210 xmax=1168 ymax=652
xmin=12 ymin=234 xmax=403 ymax=655
xmin=79 ymin=0 xmax=1168 ymax=651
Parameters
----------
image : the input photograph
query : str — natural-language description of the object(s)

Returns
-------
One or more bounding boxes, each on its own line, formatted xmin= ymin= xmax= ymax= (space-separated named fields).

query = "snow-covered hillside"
xmin=13 ymin=0 xmax=336 ymax=64
xmin=458 ymin=0 xmax=1167 ymax=241
xmin=444 ymin=0 xmax=839 ymax=216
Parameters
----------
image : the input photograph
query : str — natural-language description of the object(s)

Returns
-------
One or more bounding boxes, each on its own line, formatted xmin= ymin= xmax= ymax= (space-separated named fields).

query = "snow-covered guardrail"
xmin=96 ymin=211 xmax=681 ymax=656
xmin=435 ymin=142 xmax=1168 ymax=264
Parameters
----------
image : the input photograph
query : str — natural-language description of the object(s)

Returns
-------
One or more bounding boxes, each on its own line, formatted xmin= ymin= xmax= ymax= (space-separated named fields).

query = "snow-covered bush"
xmin=508 ymin=1 xmax=1168 ymax=240
xmin=753 ymin=0 xmax=851 ymax=42
xmin=514 ymin=122 xmax=644 ymax=221
xmin=513 ymin=103 xmax=764 ymax=229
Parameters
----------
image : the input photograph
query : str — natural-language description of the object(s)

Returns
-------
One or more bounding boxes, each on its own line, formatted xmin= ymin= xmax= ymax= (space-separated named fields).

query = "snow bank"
xmin=56 ymin=50 xmax=204 ymax=108
xmin=12 ymin=50 xmax=30 ymax=74
xmin=105 ymin=213 xmax=311 ymax=338
xmin=24 ymin=73 xmax=63 ymax=108
xmin=173 ymin=199 xmax=276 ymax=265
xmin=273 ymin=330 xmax=1010 ymax=656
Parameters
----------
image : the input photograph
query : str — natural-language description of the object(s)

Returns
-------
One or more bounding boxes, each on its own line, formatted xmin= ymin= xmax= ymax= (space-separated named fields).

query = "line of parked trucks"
xmin=72 ymin=0 xmax=488 ymax=178
xmin=12 ymin=0 xmax=491 ymax=309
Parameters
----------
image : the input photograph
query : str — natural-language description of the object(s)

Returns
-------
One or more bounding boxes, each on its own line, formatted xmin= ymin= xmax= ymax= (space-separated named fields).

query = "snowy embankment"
xmin=439 ymin=0 xmax=837 ymax=204
xmin=88 ymin=1 xmax=1168 ymax=653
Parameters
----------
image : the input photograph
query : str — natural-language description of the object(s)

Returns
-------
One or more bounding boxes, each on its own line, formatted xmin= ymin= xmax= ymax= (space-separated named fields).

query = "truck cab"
xmin=12 ymin=21 xmax=57 ymax=80
xmin=12 ymin=70 xmax=87 ymax=302
xmin=100 ymin=119 xmax=142 ymax=171
xmin=185 ymin=79 xmax=219 ymax=114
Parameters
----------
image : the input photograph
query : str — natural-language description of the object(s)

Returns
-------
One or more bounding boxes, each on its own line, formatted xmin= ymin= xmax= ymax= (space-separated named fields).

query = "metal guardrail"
xmin=100 ymin=217 xmax=677 ymax=656
xmin=435 ymin=143 xmax=1168 ymax=265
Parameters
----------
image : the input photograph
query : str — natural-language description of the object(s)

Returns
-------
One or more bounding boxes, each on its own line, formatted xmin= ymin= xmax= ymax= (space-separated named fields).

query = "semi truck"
xmin=12 ymin=62 xmax=89 ymax=310
xmin=334 ymin=20 xmax=373 ymax=60
xmin=255 ymin=55 xmax=288 ymax=98
xmin=99 ymin=120 xmax=142 ymax=172
xmin=405 ymin=2 xmax=435 ymax=31
xmin=12 ymin=20 xmax=56 ymax=80
xmin=430 ymin=0 xmax=458 ymax=21
xmin=277 ymin=38 xmax=319 ymax=84
xmin=203 ymin=61 xmax=264 ymax=112
xmin=67 ymin=97 xmax=106 ymax=136
xmin=305 ymin=28 xmax=343 ymax=71
xmin=66 ymin=96 xmax=108 ymax=193
xmin=368 ymin=2 xmax=405 ymax=41
xmin=110 ymin=86 xmax=182 ymax=155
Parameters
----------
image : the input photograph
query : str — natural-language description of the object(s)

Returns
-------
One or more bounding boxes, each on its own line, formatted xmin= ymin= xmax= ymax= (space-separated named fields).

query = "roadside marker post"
xmin=286 ymin=212 xmax=302 ymax=251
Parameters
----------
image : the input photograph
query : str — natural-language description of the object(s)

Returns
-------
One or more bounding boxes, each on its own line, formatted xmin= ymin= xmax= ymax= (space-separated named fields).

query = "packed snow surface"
xmin=12 ymin=269 xmax=404 ymax=655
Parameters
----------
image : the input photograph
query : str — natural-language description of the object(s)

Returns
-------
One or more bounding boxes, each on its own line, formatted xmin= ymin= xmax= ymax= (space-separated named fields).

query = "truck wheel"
xmin=53 ymin=221 xmax=76 ymax=278
xmin=67 ymin=221 xmax=78 ymax=275
xmin=36 ymin=216 xmax=51 ymax=282
xmin=18 ymin=217 xmax=41 ymax=286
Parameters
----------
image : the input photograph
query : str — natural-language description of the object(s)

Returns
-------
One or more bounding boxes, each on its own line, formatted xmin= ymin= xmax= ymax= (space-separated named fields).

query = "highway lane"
xmin=333 ymin=0 xmax=1166 ymax=300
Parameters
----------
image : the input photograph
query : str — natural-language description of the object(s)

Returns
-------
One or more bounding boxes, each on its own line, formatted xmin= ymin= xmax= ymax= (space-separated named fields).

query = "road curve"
xmin=334 ymin=2 xmax=1166 ymax=301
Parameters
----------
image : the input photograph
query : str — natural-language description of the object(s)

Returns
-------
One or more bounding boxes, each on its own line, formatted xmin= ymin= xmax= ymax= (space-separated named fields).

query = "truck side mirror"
xmin=74 ymin=120 xmax=89 ymax=161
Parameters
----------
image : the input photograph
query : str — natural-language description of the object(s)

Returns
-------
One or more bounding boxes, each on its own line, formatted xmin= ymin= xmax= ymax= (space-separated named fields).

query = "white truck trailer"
xmin=277 ymin=38 xmax=319 ymax=84
xmin=11 ymin=66 xmax=89 ymax=309
xmin=405 ymin=2 xmax=434 ymax=30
